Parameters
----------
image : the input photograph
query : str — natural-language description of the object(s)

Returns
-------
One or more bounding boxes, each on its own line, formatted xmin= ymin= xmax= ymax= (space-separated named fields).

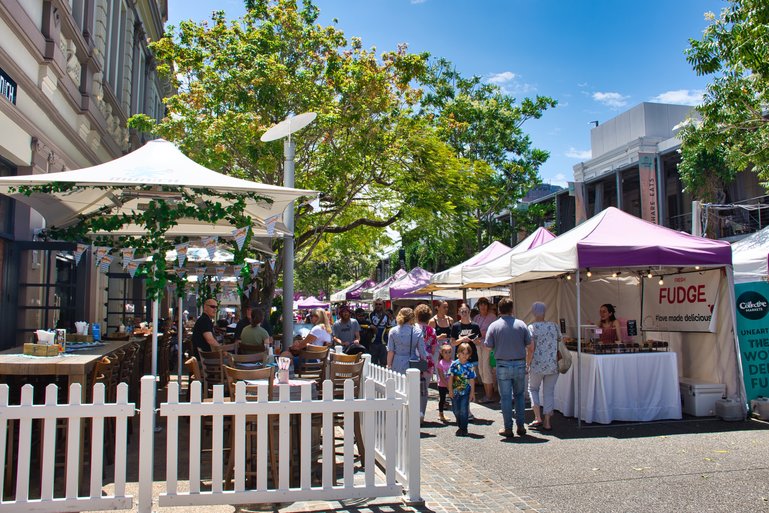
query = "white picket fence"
xmin=0 ymin=364 xmax=422 ymax=512
xmin=0 ymin=382 xmax=135 ymax=513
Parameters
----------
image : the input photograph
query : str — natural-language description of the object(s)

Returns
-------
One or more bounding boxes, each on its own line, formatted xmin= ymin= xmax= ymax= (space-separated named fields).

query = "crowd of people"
xmin=190 ymin=294 xmax=584 ymax=439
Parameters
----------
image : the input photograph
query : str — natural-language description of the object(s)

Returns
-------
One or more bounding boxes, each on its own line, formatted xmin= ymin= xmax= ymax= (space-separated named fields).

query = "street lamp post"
xmin=261 ymin=112 xmax=317 ymax=350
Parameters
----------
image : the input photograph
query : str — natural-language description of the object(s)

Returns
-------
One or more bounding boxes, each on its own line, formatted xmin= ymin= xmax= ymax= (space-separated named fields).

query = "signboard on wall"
xmin=638 ymin=153 xmax=658 ymax=224
xmin=0 ymin=67 xmax=17 ymax=104
xmin=734 ymin=281 xmax=769 ymax=401
xmin=641 ymin=270 xmax=720 ymax=332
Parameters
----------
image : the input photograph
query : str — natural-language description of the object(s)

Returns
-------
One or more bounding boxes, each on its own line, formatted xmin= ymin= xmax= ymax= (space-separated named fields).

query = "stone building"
xmin=0 ymin=0 xmax=168 ymax=346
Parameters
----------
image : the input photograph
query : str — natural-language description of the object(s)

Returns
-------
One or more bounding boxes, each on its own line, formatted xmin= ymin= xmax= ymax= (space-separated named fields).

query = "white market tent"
xmin=466 ymin=207 xmax=745 ymax=422
xmin=732 ymin=225 xmax=769 ymax=283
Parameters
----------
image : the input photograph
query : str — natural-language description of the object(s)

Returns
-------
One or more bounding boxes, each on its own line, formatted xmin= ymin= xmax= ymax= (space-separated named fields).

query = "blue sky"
xmin=167 ymin=0 xmax=724 ymax=188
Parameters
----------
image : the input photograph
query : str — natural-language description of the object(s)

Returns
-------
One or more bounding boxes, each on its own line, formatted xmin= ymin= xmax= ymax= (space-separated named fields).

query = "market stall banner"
xmin=735 ymin=281 xmax=769 ymax=401
xmin=641 ymin=270 xmax=719 ymax=332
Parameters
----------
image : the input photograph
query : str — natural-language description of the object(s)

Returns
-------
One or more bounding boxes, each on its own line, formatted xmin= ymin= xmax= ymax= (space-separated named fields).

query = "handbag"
xmin=489 ymin=349 xmax=497 ymax=368
xmin=557 ymin=339 xmax=572 ymax=374
xmin=408 ymin=327 xmax=429 ymax=372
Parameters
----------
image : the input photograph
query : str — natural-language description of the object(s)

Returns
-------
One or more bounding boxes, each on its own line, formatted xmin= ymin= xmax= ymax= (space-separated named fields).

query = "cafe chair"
xmin=330 ymin=352 xmax=362 ymax=363
xmin=295 ymin=345 xmax=330 ymax=384
xmin=198 ymin=349 xmax=226 ymax=397
xmin=223 ymin=352 xmax=266 ymax=369
xmin=222 ymin=365 xmax=278 ymax=489
xmin=184 ymin=357 xmax=205 ymax=400
xmin=326 ymin=359 xmax=366 ymax=472
xmin=217 ymin=341 xmax=239 ymax=354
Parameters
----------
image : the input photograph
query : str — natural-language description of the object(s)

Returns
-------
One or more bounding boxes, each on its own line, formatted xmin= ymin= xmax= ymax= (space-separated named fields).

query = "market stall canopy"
xmin=0 ymin=138 xmax=316 ymax=229
xmin=347 ymin=278 xmax=378 ymax=301
xmin=463 ymin=207 xmax=733 ymax=287
xmin=330 ymin=278 xmax=376 ymax=303
xmin=358 ymin=269 xmax=407 ymax=301
xmin=732 ymin=225 xmax=769 ymax=283
xmin=295 ymin=296 xmax=330 ymax=309
xmin=373 ymin=267 xmax=434 ymax=301
xmin=422 ymin=227 xmax=555 ymax=293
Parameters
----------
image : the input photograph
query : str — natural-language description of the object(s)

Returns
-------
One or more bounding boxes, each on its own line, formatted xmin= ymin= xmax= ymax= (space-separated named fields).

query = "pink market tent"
xmin=358 ymin=269 xmax=407 ymax=301
xmin=470 ymin=207 xmax=744 ymax=422
xmin=330 ymin=278 xmax=377 ymax=302
xmin=373 ymin=267 xmax=433 ymax=301
xmin=425 ymin=227 xmax=555 ymax=292
xmin=295 ymin=296 xmax=330 ymax=309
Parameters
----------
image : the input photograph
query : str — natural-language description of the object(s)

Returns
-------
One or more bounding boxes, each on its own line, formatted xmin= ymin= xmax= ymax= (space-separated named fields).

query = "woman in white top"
xmin=293 ymin=308 xmax=332 ymax=351
xmin=526 ymin=301 xmax=560 ymax=431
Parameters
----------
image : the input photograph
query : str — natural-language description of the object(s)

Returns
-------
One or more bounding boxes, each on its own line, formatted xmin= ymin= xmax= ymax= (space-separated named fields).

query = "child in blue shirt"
xmin=448 ymin=342 xmax=476 ymax=436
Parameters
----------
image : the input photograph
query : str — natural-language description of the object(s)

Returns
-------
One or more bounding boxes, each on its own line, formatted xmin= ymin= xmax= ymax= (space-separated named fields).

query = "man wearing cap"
xmin=332 ymin=305 xmax=360 ymax=350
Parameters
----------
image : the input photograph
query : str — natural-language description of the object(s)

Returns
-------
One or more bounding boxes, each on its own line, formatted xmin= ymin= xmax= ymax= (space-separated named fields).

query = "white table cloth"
xmin=554 ymin=350 xmax=682 ymax=424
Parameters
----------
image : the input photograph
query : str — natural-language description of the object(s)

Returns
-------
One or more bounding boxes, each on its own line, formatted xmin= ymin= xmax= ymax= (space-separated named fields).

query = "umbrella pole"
xmin=177 ymin=296 xmax=183 ymax=385
xmin=151 ymin=298 xmax=159 ymax=377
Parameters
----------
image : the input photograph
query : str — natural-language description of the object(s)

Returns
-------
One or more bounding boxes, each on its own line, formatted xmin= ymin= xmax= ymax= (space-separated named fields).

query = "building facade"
xmin=531 ymin=102 xmax=767 ymax=238
xmin=0 ymin=0 xmax=168 ymax=346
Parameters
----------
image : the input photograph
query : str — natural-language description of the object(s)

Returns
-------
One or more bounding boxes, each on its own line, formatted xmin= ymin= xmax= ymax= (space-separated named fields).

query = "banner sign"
xmin=641 ymin=270 xmax=719 ymax=332
xmin=638 ymin=153 xmax=658 ymax=224
xmin=735 ymin=281 xmax=769 ymax=401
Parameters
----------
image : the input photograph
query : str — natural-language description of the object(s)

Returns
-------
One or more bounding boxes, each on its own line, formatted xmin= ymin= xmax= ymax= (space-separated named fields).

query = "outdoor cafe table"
xmin=554 ymin=350 xmax=683 ymax=424
xmin=0 ymin=336 xmax=142 ymax=400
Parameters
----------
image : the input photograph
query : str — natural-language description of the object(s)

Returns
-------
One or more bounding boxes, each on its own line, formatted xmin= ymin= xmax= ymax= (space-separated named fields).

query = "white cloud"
xmin=650 ymin=89 xmax=704 ymax=106
xmin=565 ymin=147 xmax=592 ymax=160
xmin=551 ymin=173 xmax=569 ymax=188
xmin=485 ymin=71 xmax=536 ymax=94
xmin=592 ymin=91 xmax=629 ymax=109
xmin=410 ymin=0 xmax=427 ymax=3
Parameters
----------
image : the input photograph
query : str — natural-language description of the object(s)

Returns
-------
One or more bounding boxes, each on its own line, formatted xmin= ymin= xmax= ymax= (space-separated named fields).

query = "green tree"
xmin=133 ymin=0 xmax=469 ymax=306
xmin=402 ymin=59 xmax=556 ymax=269
xmin=680 ymin=0 xmax=769 ymax=199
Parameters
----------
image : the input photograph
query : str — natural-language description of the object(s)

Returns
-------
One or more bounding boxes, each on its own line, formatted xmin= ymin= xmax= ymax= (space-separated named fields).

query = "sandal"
xmin=529 ymin=420 xmax=543 ymax=428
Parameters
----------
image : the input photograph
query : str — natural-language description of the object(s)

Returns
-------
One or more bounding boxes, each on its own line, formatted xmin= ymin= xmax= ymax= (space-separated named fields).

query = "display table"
xmin=554 ymin=350 xmax=682 ymax=424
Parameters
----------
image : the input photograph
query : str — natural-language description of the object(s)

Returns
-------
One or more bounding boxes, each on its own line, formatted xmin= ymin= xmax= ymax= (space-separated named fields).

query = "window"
xmin=105 ymin=0 xmax=127 ymax=101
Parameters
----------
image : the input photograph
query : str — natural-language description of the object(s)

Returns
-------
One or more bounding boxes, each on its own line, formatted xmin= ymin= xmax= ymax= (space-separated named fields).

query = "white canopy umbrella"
xmin=0 ymin=138 xmax=317 ymax=378
xmin=0 ymin=139 xmax=312 ymax=228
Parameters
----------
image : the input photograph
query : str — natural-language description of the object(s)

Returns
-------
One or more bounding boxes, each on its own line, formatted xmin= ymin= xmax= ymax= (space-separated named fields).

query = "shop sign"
xmin=641 ymin=270 xmax=719 ymax=332
xmin=0 ymin=67 xmax=17 ymax=105
xmin=734 ymin=282 xmax=769 ymax=400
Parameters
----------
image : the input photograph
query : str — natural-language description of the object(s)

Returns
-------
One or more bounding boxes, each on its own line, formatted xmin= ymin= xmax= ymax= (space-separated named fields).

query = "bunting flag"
xmin=126 ymin=259 xmax=140 ymax=278
xmin=74 ymin=243 xmax=89 ymax=266
xmin=98 ymin=255 xmax=113 ymax=274
xmin=175 ymin=242 xmax=189 ymax=267
xmin=215 ymin=266 xmax=226 ymax=280
xmin=93 ymin=246 xmax=110 ymax=266
xmin=202 ymin=236 xmax=218 ymax=260
xmin=195 ymin=267 xmax=206 ymax=279
xmin=175 ymin=268 xmax=187 ymax=279
xmin=232 ymin=225 xmax=249 ymax=251
xmin=250 ymin=263 xmax=260 ymax=278
xmin=269 ymin=257 xmax=276 ymax=271
xmin=233 ymin=264 xmax=243 ymax=277
xmin=121 ymin=247 xmax=136 ymax=269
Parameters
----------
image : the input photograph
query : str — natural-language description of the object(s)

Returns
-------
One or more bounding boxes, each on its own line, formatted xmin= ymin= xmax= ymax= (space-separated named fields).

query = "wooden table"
xmin=0 ymin=337 xmax=141 ymax=400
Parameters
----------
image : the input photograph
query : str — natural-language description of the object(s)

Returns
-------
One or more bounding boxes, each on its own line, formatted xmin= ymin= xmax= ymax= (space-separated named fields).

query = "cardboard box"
xmin=679 ymin=378 xmax=725 ymax=416
xmin=23 ymin=343 xmax=60 ymax=357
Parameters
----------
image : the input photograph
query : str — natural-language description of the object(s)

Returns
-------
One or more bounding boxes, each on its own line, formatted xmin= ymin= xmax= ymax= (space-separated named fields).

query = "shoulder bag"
xmin=557 ymin=335 xmax=572 ymax=374
xmin=408 ymin=326 xmax=428 ymax=372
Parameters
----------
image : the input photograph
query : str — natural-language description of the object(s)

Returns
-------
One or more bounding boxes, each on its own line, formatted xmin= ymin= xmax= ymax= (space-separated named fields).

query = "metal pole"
xmin=177 ymin=295 xmax=183 ymax=385
xmin=576 ymin=270 xmax=582 ymax=429
xmin=151 ymin=298 xmax=159 ymax=377
xmin=281 ymin=138 xmax=296 ymax=352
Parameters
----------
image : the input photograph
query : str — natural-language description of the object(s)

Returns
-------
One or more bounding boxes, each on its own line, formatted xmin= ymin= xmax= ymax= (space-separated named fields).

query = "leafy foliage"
xmin=680 ymin=1 xmax=769 ymax=198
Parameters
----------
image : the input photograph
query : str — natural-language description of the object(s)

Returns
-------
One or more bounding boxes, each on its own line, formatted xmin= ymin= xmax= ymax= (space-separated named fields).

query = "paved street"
xmin=97 ymin=386 xmax=769 ymax=513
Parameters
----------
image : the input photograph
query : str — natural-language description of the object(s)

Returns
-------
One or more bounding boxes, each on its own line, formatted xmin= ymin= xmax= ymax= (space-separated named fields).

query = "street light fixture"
xmin=261 ymin=112 xmax=317 ymax=350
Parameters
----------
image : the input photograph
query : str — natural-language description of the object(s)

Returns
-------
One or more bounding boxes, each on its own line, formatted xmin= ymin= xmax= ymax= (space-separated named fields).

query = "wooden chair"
xmin=222 ymin=365 xmax=277 ymax=488
xmin=295 ymin=345 xmax=330 ymax=384
xmin=217 ymin=341 xmax=239 ymax=354
xmin=326 ymin=359 xmax=366 ymax=468
xmin=223 ymin=352 xmax=266 ymax=369
xmin=198 ymin=349 xmax=226 ymax=396
xmin=330 ymin=352 xmax=362 ymax=363
xmin=184 ymin=357 xmax=205 ymax=400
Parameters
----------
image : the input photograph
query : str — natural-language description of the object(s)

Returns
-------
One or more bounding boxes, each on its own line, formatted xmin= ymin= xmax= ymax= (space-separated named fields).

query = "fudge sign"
xmin=642 ymin=270 xmax=719 ymax=332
